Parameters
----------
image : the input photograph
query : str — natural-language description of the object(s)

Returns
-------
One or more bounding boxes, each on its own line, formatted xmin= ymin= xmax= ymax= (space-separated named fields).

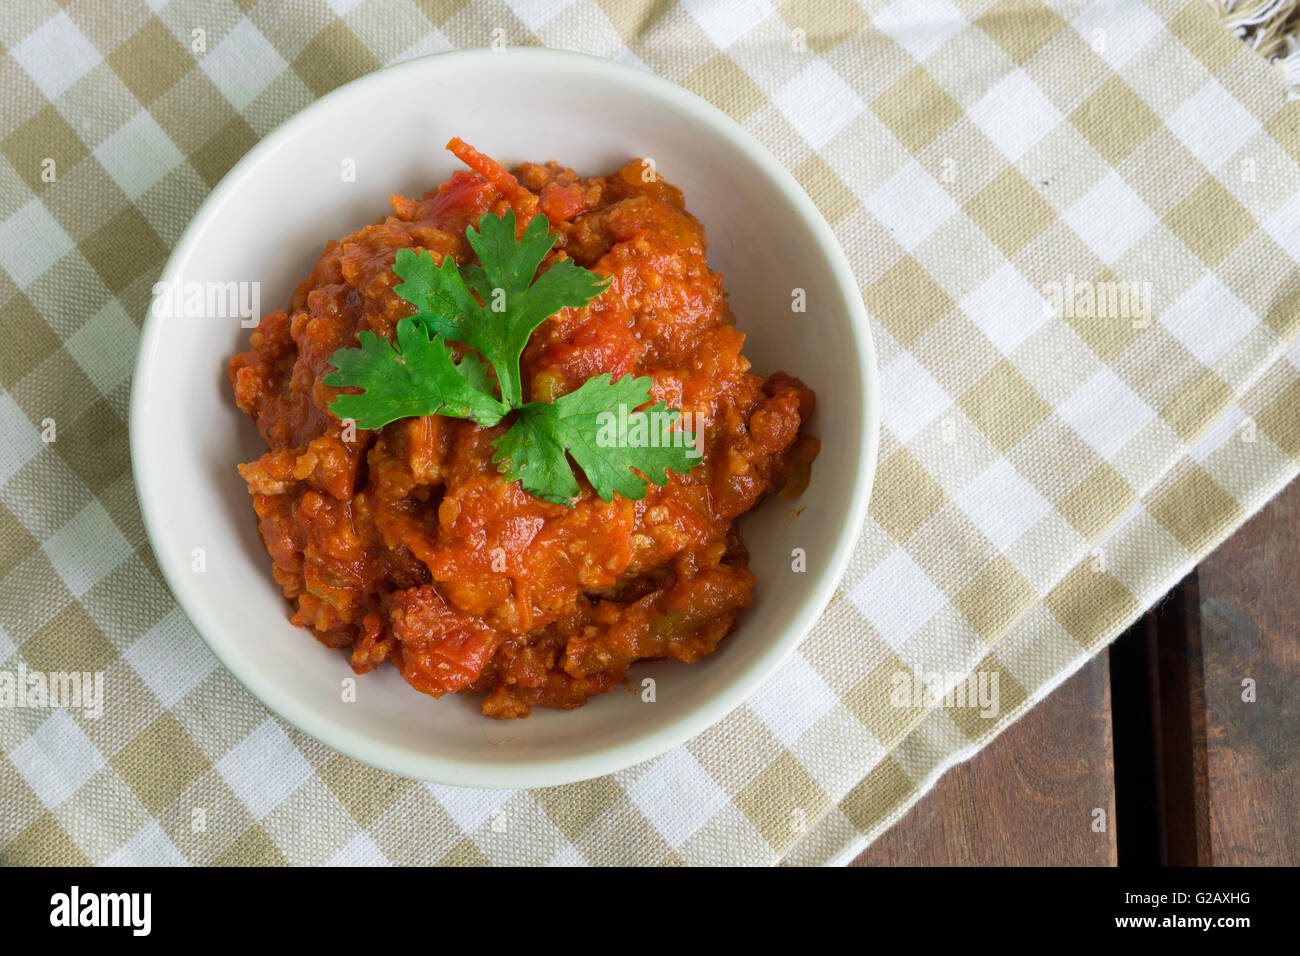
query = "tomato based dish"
xmin=229 ymin=140 xmax=818 ymax=718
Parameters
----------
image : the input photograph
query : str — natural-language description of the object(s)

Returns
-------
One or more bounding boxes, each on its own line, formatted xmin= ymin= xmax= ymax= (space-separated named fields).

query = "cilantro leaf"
xmin=453 ymin=346 xmax=496 ymax=396
xmin=323 ymin=318 xmax=507 ymax=430
xmin=393 ymin=212 xmax=610 ymax=408
xmin=491 ymin=374 xmax=698 ymax=506
xmin=391 ymin=247 xmax=483 ymax=345
xmin=320 ymin=183 xmax=696 ymax=508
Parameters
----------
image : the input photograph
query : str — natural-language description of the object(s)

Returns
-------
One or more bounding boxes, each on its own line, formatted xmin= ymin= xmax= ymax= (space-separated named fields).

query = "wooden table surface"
xmin=853 ymin=476 xmax=1300 ymax=867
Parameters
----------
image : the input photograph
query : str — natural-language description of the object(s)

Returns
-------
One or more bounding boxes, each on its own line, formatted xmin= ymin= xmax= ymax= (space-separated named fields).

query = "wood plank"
xmin=1149 ymin=576 xmax=1212 ymax=865
xmin=1194 ymin=477 xmax=1300 ymax=865
xmin=850 ymin=654 xmax=1116 ymax=866
xmin=1106 ymin=578 xmax=1211 ymax=865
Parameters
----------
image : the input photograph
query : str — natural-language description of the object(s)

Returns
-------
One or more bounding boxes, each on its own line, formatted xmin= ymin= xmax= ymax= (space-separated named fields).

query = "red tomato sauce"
xmin=229 ymin=141 xmax=818 ymax=718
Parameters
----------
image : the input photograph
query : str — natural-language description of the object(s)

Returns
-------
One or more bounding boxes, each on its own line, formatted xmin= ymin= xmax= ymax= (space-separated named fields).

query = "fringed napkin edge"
xmin=1210 ymin=0 xmax=1300 ymax=96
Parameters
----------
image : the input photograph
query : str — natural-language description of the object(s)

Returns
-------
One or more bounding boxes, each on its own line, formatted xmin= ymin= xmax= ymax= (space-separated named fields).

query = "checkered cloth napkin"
xmin=2 ymin=0 xmax=1298 ymax=866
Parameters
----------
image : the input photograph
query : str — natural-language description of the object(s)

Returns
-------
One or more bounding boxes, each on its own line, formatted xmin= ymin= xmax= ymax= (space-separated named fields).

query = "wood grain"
xmin=1106 ymin=578 xmax=1213 ymax=865
xmin=850 ymin=655 xmax=1117 ymax=866
xmin=1194 ymin=477 xmax=1300 ymax=865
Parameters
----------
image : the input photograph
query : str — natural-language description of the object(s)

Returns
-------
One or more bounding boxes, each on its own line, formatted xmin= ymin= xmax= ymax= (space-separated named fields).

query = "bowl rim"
xmin=129 ymin=46 xmax=880 ymax=789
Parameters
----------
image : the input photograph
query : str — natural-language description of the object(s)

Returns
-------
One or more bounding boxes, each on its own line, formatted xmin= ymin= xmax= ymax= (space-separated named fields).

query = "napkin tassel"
xmin=1211 ymin=0 xmax=1300 ymax=97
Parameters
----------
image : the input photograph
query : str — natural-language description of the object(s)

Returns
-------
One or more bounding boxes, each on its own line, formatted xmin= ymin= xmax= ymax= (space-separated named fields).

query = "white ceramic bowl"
xmin=130 ymin=48 xmax=879 ymax=788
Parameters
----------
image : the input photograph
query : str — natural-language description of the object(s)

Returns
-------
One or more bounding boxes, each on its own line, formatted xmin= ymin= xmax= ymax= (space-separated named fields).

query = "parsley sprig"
xmin=322 ymin=210 xmax=697 ymax=506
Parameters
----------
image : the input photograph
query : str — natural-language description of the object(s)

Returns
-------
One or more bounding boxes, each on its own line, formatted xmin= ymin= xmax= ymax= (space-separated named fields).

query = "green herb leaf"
xmin=390 ymin=247 xmax=484 ymax=344
xmin=323 ymin=198 xmax=692 ymax=507
xmin=394 ymin=212 xmax=611 ymax=408
xmin=492 ymin=374 xmax=697 ymax=506
xmin=323 ymin=318 xmax=508 ymax=430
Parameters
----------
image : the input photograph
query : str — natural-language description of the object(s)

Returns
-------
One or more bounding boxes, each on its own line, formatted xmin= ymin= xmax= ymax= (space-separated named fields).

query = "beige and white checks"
xmin=2 ymin=0 xmax=1298 ymax=866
